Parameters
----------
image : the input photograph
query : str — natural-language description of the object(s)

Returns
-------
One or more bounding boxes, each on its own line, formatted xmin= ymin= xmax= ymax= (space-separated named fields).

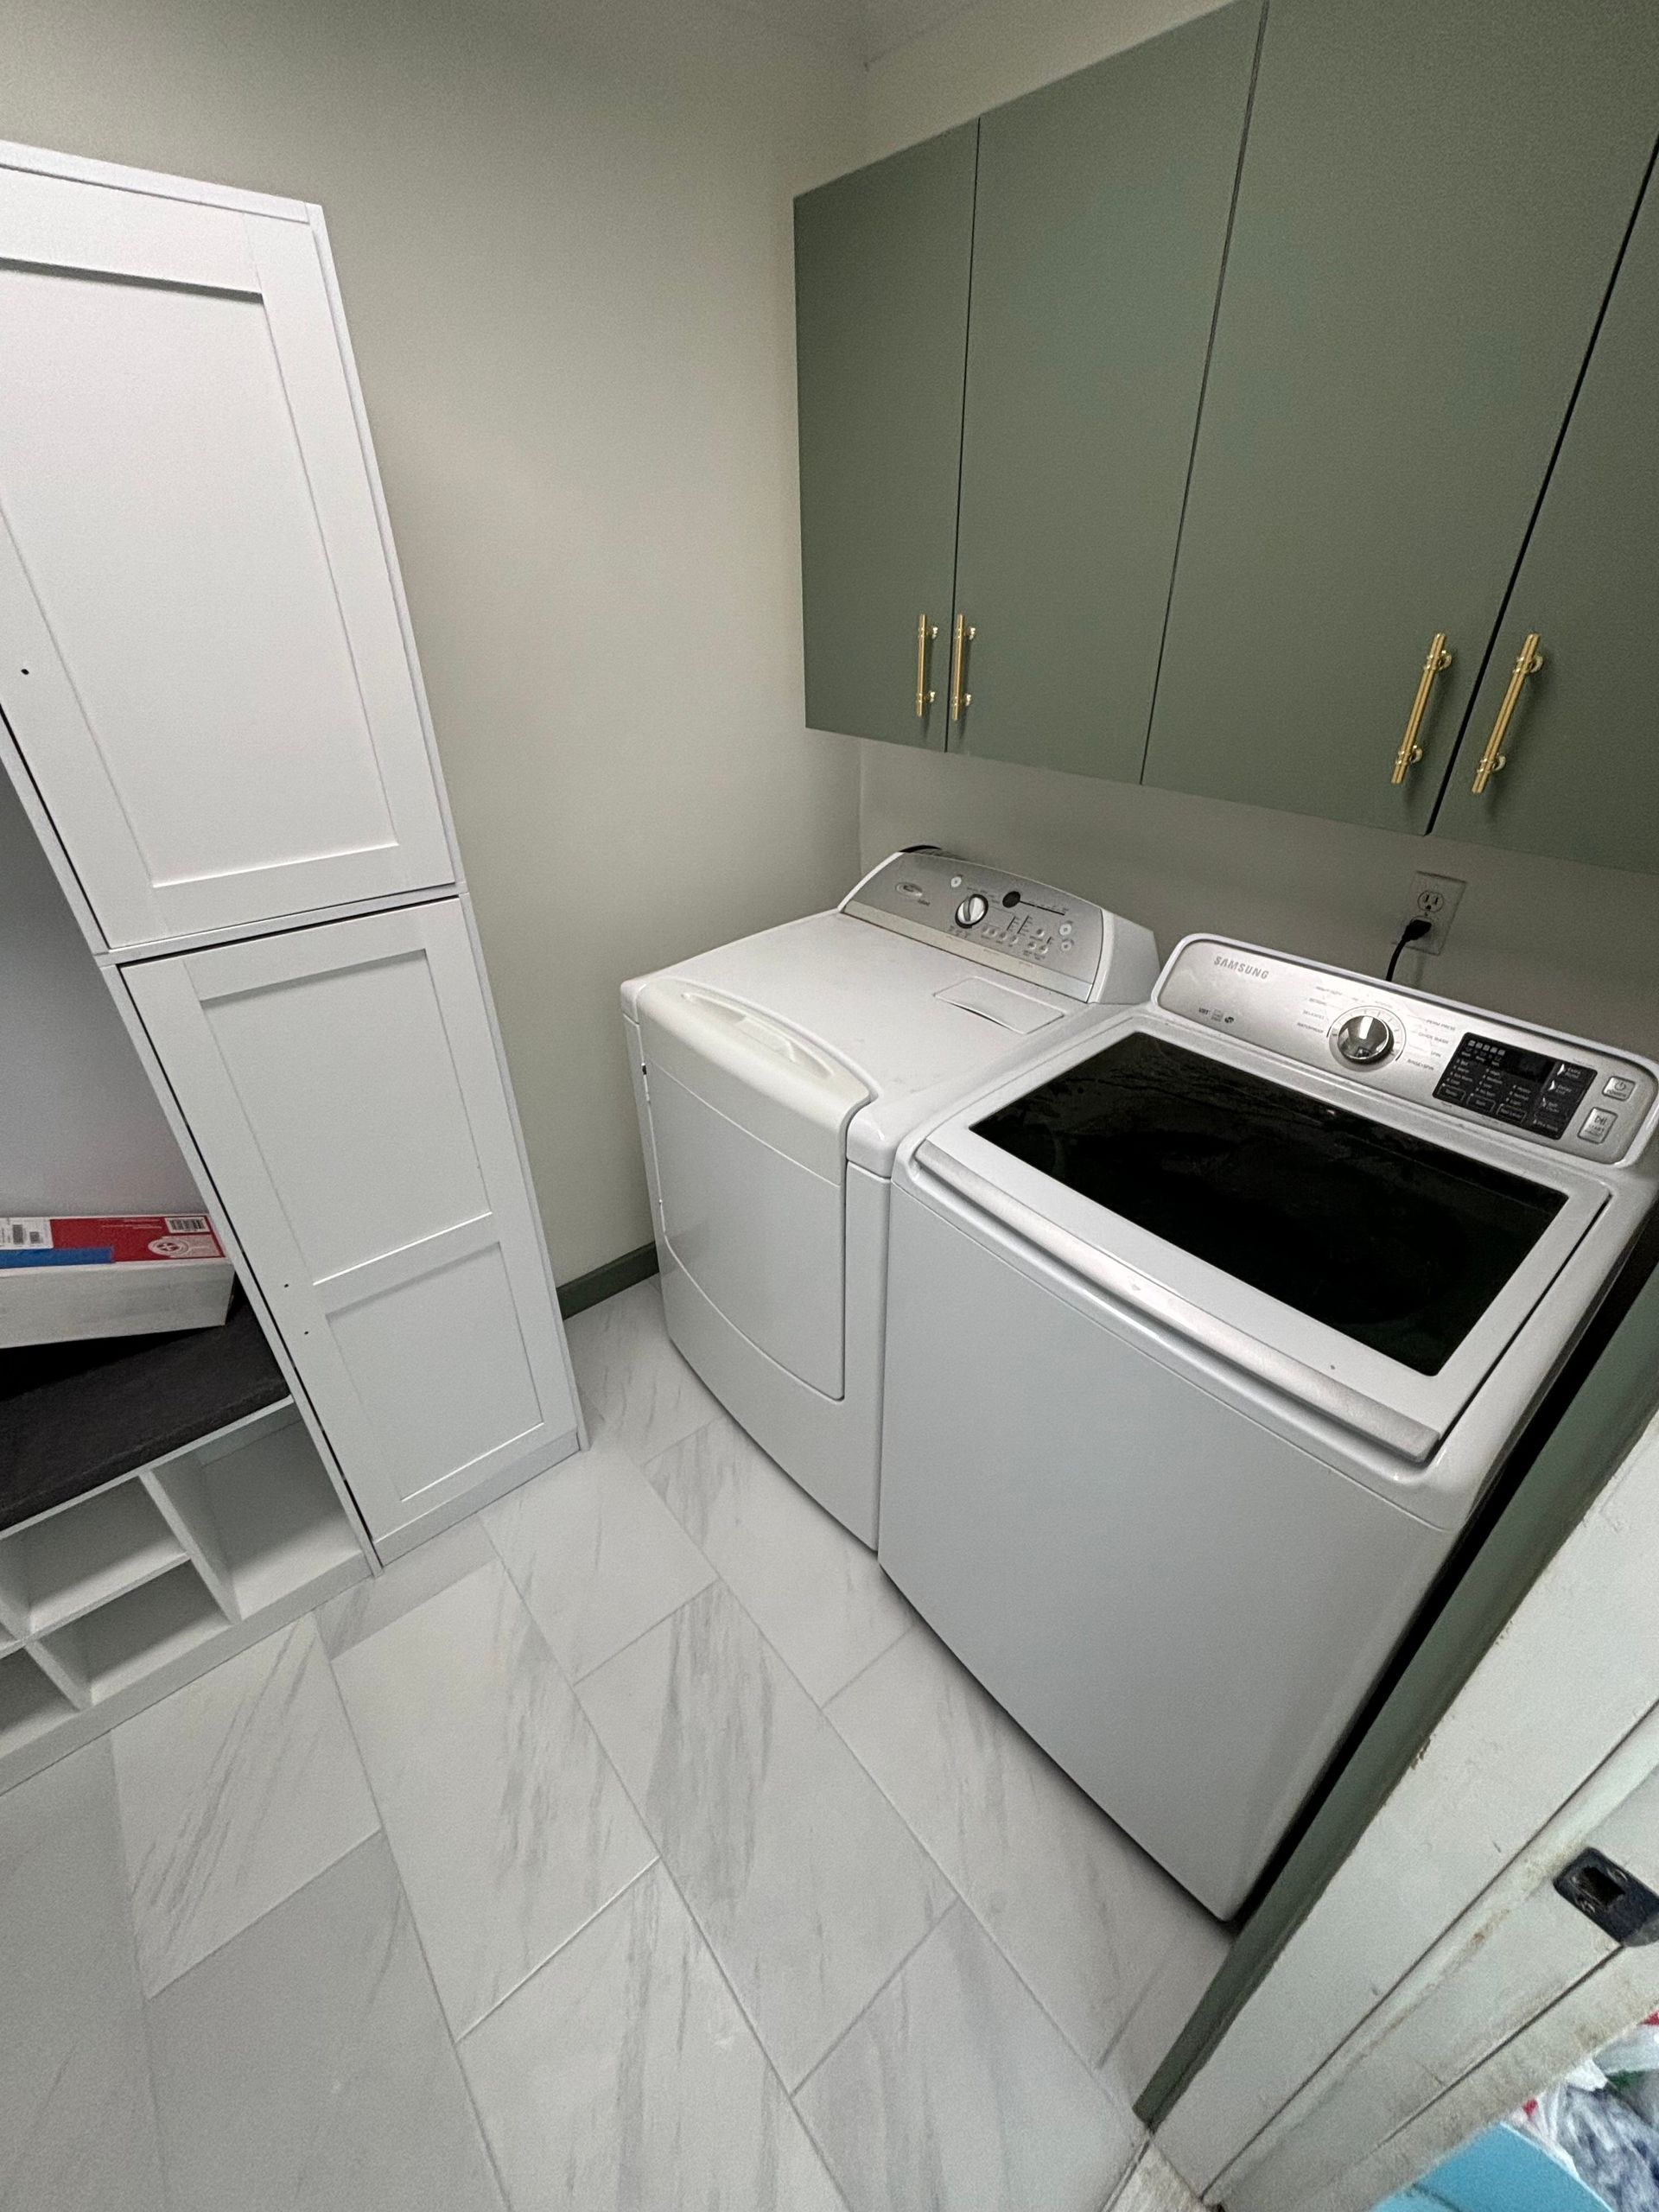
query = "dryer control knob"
xmin=955 ymin=893 xmax=988 ymax=927
xmin=1335 ymin=1012 xmax=1396 ymax=1066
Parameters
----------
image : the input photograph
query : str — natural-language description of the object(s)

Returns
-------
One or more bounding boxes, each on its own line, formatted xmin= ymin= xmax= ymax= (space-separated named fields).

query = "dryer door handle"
xmin=637 ymin=981 xmax=870 ymax=1181
xmin=915 ymin=1143 xmax=1440 ymax=1465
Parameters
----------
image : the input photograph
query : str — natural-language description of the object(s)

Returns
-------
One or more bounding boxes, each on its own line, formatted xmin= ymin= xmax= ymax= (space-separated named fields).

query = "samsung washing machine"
xmin=621 ymin=849 xmax=1158 ymax=1543
xmin=878 ymin=936 xmax=1659 ymax=1915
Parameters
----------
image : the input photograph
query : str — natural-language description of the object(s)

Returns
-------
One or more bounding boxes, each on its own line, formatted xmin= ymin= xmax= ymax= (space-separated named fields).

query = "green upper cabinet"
xmin=950 ymin=2 xmax=1261 ymax=780
xmin=1432 ymin=169 xmax=1659 ymax=873
xmin=794 ymin=126 xmax=976 ymax=747
xmin=1143 ymin=0 xmax=1659 ymax=834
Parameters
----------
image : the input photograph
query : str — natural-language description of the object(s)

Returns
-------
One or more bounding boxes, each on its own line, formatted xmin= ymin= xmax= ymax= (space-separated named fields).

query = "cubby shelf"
xmin=0 ymin=1649 xmax=75 ymax=1758
xmin=0 ymin=1480 xmax=187 ymax=1638
xmin=0 ymin=1383 xmax=369 ymax=1794
xmin=45 ymin=1562 xmax=226 ymax=1706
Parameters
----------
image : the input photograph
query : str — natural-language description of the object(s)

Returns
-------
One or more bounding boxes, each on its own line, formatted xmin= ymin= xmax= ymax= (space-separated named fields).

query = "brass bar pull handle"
xmin=1390 ymin=632 xmax=1452 ymax=785
xmin=950 ymin=613 xmax=975 ymax=724
xmin=1471 ymin=632 xmax=1544 ymax=794
xmin=914 ymin=614 xmax=937 ymax=719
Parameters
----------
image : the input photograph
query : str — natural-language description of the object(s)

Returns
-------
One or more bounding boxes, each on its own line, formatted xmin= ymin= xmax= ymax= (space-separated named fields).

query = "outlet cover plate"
xmin=1406 ymin=873 xmax=1466 ymax=957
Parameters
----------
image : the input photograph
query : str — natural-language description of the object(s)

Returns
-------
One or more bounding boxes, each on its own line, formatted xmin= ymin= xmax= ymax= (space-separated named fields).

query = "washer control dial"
xmin=1334 ymin=1011 xmax=1397 ymax=1066
xmin=955 ymin=893 xmax=988 ymax=928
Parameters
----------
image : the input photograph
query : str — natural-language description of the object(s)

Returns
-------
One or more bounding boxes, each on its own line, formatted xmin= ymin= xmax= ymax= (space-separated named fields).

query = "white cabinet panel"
xmin=0 ymin=166 xmax=453 ymax=947
xmin=124 ymin=902 xmax=577 ymax=1547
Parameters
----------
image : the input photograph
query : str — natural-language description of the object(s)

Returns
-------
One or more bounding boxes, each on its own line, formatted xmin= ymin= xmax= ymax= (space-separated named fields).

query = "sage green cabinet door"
xmin=951 ymin=2 xmax=1261 ymax=779
xmin=1143 ymin=0 xmax=1659 ymax=832
xmin=795 ymin=127 xmax=976 ymax=747
xmin=1433 ymin=173 xmax=1659 ymax=873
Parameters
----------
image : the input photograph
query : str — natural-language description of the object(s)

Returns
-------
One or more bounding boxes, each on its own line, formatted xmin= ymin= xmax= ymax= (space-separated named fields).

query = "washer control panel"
xmin=1334 ymin=1011 xmax=1397 ymax=1066
xmin=1432 ymin=1033 xmax=1595 ymax=1141
xmin=1157 ymin=938 xmax=1656 ymax=1164
xmin=842 ymin=849 xmax=1109 ymax=1002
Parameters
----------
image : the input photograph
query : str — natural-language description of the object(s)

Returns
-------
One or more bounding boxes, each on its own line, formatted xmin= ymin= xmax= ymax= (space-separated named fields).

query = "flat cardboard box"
xmin=0 ymin=1216 xmax=234 ymax=1349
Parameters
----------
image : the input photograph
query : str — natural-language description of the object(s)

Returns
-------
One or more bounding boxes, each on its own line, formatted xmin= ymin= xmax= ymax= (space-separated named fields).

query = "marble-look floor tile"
xmin=828 ymin=1625 xmax=1229 ymax=2080
xmin=112 ymin=1615 xmax=378 ymax=1996
xmin=460 ymin=1861 xmax=845 ymax=2211
xmin=563 ymin=1279 xmax=720 ymax=1464
xmin=332 ymin=1555 xmax=653 ymax=2035
xmin=484 ymin=1436 xmax=714 ymax=1680
xmin=148 ymin=1836 xmax=504 ymax=2212
xmin=578 ymin=1580 xmax=951 ymax=2088
xmin=315 ymin=1515 xmax=495 ymax=1660
xmin=796 ymin=1903 xmax=1139 ymax=2212
xmin=1109 ymin=1916 xmax=1233 ymax=2106
xmin=0 ymin=1739 xmax=165 ymax=2212
xmin=1103 ymin=2143 xmax=1201 ymax=2212
xmin=645 ymin=1415 xmax=911 ymax=1703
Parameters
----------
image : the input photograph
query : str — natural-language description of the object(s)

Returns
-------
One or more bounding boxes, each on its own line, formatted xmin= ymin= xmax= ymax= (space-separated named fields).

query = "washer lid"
xmin=624 ymin=910 xmax=1095 ymax=1174
xmin=911 ymin=1006 xmax=1623 ymax=1478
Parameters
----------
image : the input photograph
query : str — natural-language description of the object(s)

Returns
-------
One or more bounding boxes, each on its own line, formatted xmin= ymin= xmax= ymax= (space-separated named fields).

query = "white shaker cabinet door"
xmin=0 ymin=159 xmax=453 ymax=948
xmin=124 ymin=901 xmax=578 ymax=1548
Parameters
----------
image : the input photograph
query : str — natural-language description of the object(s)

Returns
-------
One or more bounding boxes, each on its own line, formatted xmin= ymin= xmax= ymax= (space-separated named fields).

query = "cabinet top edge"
xmin=0 ymin=137 xmax=314 ymax=226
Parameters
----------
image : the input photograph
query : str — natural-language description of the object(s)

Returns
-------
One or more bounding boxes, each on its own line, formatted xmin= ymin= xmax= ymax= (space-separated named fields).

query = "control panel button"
xmin=1434 ymin=1033 xmax=1593 ymax=1141
xmin=1604 ymin=1075 xmax=1637 ymax=1101
xmin=955 ymin=893 xmax=988 ymax=928
xmin=1333 ymin=1012 xmax=1396 ymax=1066
xmin=1001 ymin=888 xmax=1021 ymax=907
xmin=1580 ymin=1107 xmax=1618 ymax=1145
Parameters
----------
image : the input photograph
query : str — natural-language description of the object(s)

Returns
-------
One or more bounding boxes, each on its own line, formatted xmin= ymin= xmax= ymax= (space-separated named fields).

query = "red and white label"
xmin=0 ymin=1214 xmax=224 ymax=1263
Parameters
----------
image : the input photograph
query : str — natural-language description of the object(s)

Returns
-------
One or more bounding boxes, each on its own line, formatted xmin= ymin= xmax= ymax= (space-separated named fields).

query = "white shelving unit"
xmin=0 ymin=1396 xmax=366 ymax=1790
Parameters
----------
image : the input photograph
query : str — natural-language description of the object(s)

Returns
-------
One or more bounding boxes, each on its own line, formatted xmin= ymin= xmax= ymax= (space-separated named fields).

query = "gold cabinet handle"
xmin=1389 ymin=632 xmax=1452 ymax=785
xmin=914 ymin=614 xmax=938 ymax=719
xmin=950 ymin=613 xmax=975 ymax=724
xmin=1471 ymin=632 xmax=1544 ymax=794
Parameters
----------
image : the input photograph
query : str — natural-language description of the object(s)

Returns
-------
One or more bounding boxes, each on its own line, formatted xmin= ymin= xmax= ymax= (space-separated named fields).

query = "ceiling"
xmin=715 ymin=0 xmax=986 ymax=67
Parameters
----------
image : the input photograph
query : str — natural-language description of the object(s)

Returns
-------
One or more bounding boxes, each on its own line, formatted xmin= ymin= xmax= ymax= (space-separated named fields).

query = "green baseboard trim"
xmin=557 ymin=1243 xmax=659 ymax=1319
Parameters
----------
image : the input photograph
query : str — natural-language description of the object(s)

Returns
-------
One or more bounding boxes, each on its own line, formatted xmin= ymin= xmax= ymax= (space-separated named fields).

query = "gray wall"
xmin=858 ymin=0 xmax=1659 ymax=1057
xmin=0 ymin=779 xmax=200 ymax=1217
xmin=3 ymin=0 xmax=864 ymax=1281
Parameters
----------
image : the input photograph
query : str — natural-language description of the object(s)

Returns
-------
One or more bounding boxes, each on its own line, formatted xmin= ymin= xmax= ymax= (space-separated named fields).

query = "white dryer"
xmin=878 ymin=937 xmax=1659 ymax=1915
xmin=621 ymin=850 xmax=1158 ymax=1542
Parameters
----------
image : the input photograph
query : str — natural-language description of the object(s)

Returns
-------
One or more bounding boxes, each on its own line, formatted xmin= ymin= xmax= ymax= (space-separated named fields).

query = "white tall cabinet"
xmin=0 ymin=139 xmax=582 ymax=1558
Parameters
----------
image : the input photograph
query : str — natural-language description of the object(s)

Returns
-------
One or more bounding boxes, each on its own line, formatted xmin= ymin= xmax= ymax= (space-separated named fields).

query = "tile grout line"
xmin=823 ymin=1616 xmax=918 ymax=1708
xmin=786 ymin=1890 xmax=1145 ymax=2212
xmin=116 ymin=1614 xmax=380 ymax=2005
xmin=790 ymin=1896 xmax=968 ymax=2107
xmin=317 ymin=1548 xmax=662 ymax=2056
xmin=451 ymin=1852 xmax=665 ymax=2049
xmin=102 ymin=1732 xmax=177 ymax=2212
xmin=562 ymin=1567 xmax=962 ymax=2126
xmin=644 ymin=1846 xmax=859 ymax=2212
xmin=554 ymin=1596 xmax=823 ymax=2092
xmin=311 ymin=1576 xmax=576 ymax=2212
xmin=820 ymin=1656 xmax=1165 ymax=2106
xmin=534 ymin=1305 xmax=1163 ymax=2138
xmin=632 ymin=1421 xmax=914 ymax=1715
xmin=477 ymin=1433 xmax=725 ymax=1693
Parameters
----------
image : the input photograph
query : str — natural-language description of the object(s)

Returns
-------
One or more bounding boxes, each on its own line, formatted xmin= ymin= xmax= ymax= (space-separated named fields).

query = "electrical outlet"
xmin=1404 ymin=872 xmax=1466 ymax=957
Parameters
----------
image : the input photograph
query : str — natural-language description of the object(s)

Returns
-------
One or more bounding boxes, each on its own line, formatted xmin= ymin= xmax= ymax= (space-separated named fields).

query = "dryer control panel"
xmin=1156 ymin=938 xmax=1657 ymax=1165
xmin=842 ymin=849 xmax=1128 ymax=1003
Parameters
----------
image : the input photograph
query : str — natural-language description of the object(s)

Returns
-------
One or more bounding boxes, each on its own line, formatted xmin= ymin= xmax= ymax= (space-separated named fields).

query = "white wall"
xmin=858 ymin=0 xmax=1659 ymax=1058
xmin=3 ymin=0 xmax=863 ymax=1281
xmin=0 ymin=779 xmax=200 ymax=1217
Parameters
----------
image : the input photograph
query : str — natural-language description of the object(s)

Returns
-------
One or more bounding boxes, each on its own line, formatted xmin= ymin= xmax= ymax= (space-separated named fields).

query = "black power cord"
xmin=1384 ymin=914 xmax=1433 ymax=982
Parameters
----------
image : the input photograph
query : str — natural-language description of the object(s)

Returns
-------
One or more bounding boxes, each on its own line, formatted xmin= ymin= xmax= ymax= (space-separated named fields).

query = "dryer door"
xmin=636 ymin=982 xmax=870 ymax=1398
